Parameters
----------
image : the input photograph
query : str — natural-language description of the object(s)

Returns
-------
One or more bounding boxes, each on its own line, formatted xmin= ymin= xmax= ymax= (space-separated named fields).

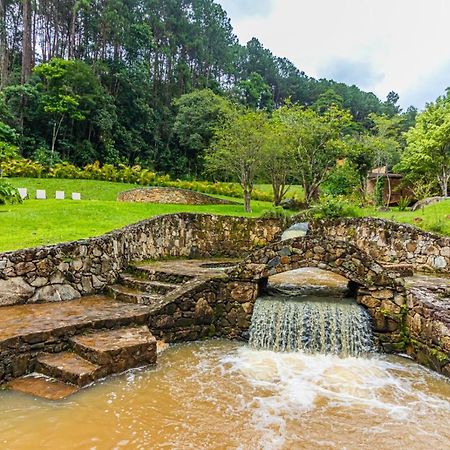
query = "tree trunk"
xmin=273 ymin=183 xmax=282 ymax=206
xmin=21 ymin=0 xmax=32 ymax=84
xmin=440 ymin=167 xmax=449 ymax=197
xmin=0 ymin=0 xmax=8 ymax=88
xmin=68 ymin=4 xmax=77 ymax=59
xmin=243 ymin=189 xmax=252 ymax=213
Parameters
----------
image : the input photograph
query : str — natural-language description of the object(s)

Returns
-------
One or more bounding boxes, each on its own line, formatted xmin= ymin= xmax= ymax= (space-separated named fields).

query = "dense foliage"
xmin=0 ymin=0 xmax=412 ymax=177
xmin=396 ymin=91 xmax=450 ymax=197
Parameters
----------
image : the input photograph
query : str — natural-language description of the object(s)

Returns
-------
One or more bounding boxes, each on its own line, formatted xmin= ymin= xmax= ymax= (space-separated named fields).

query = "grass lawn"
xmin=254 ymin=183 xmax=304 ymax=199
xmin=363 ymin=200 xmax=450 ymax=236
xmin=1 ymin=178 xmax=277 ymax=252
xmin=2 ymin=177 xmax=449 ymax=252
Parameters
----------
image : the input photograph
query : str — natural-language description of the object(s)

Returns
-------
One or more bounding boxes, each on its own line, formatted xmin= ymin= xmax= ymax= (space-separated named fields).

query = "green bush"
xmin=397 ymin=196 xmax=411 ymax=211
xmin=0 ymin=179 xmax=22 ymax=205
xmin=306 ymin=195 xmax=359 ymax=219
xmin=259 ymin=207 xmax=290 ymax=220
xmin=323 ymin=164 xmax=359 ymax=196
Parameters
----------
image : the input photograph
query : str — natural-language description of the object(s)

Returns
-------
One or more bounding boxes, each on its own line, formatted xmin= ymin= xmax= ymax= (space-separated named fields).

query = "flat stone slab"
xmin=8 ymin=375 xmax=78 ymax=400
xmin=71 ymin=326 xmax=157 ymax=373
xmin=36 ymin=352 xmax=99 ymax=387
xmin=0 ymin=295 xmax=154 ymax=348
xmin=405 ymin=273 xmax=450 ymax=291
xmin=119 ymin=273 xmax=179 ymax=294
xmin=134 ymin=258 xmax=239 ymax=280
xmin=107 ymin=284 xmax=159 ymax=305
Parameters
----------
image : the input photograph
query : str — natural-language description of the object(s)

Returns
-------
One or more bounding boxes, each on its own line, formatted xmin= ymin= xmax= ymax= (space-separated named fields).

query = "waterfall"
xmin=249 ymin=295 xmax=374 ymax=357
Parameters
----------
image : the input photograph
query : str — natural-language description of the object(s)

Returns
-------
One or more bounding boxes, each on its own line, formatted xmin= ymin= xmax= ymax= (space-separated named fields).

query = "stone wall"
xmin=308 ymin=218 xmax=450 ymax=272
xmin=117 ymin=187 xmax=238 ymax=205
xmin=146 ymin=278 xmax=258 ymax=343
xmin=0 ymin=214 xmax=282 ymax=306
xmin=405 ymin=286 xmax=450 ymax=376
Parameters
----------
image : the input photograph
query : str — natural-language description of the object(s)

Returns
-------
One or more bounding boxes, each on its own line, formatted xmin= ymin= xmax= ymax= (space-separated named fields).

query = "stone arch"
xmin=225 ymin=235 xmax=408 ymax=354
xmin=227 ymin=235 xmax=403 ymax=291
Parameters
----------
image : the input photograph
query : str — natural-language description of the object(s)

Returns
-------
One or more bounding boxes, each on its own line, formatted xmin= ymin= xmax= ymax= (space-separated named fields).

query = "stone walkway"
xmin=1 ymin=259 xmax=240 ymax=399
xmin=0 ymin=295 xmax=154 ymax=346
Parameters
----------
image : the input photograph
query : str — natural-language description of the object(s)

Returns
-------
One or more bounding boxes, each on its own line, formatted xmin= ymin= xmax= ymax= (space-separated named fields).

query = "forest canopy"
xmin=0 ymin=0 xmax=414 ymax=178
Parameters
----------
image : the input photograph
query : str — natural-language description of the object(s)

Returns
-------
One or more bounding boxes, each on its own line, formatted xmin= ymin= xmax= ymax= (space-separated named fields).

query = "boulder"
xmin=0 ymin=277 xmax=35 ymax=306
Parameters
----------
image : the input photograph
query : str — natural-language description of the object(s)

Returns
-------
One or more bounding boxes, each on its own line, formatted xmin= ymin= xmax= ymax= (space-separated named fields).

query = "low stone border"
xmin=117 ymin=187 xmax=239 ymax=205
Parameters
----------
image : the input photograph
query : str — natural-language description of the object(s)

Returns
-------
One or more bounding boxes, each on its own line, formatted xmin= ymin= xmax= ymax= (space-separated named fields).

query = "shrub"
xmin=323 ymin=164 xmax=359 ymax=196
xmin=0 ymin=179 xmax=22 ymax=205
xmin=306 ymin=195 xmax=359 ymax=220
xmin=260 ymin=207 xmax=291 ymax=221
xmin=397 ymin=196 xmax=411 ymax=211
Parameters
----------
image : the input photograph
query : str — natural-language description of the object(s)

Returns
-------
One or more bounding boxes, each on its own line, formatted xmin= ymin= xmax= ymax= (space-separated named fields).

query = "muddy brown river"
xmin=1 ymin=340 xmax=449 ymax=450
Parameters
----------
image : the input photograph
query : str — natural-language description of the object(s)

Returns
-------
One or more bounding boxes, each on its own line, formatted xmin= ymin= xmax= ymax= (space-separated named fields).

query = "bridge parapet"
xmin=227 ymin=235 xmax=405 ymax=291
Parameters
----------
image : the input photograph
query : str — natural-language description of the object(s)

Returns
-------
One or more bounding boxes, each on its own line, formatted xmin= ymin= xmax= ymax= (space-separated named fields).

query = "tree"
xmin=205 ymin=110 xmax=267 ymax=212
xmin=0 ymin=0 xmax=8 ymax=88
xmin=173 ymin=89 xmax=234 ymax=177
xmin=279 ymin=104 xmax=353 ymax=204
xmin=396 ymin=92 xmax=450 ymax=197
xmin=234 ymin=72 xmax=274 ymax=111
xmin=313 ymin=89 xmax=344 ymax=114
xmin=21 ymin=0 xmax=32 ymax=84
xmin=262 ymin=114 xmax=294 ymax=205
xmin=383 ymin=91 xmax=401 ymax=116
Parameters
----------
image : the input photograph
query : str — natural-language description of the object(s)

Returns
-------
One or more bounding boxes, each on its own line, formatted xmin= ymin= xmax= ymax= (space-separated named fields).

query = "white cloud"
xmin=217 ymin=0 xmax=450 ymax=109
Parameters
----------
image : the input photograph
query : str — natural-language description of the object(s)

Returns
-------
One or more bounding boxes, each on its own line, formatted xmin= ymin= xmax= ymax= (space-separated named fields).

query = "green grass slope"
xmin=0 ymin=178 xmax=275 ymax=252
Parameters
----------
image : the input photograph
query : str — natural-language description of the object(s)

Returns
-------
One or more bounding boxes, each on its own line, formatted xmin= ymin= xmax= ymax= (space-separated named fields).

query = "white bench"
xmin=55 ymin=191 xmax=65 ymax=200
xmin=35 ymin=189 xmax=46 ymax=200
xmin=72 ymin=192 xmax=81 ymax=200
xmin=17 ymin=188 xmax=28 ymax=200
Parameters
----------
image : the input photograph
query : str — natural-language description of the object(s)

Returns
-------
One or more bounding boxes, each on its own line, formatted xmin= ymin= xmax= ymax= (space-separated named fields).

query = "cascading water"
xmin=249 ymin=296 xmax=374 ymax=356
xmin=249 ymin=284 xmax=374 ymax=357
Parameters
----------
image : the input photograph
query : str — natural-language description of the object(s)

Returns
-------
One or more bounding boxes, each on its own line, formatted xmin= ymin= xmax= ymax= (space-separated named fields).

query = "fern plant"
xmin=0 ymin=180 xmax=22 ymax=205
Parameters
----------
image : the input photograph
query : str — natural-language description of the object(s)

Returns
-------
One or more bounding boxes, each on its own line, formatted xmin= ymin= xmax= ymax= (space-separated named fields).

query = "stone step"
xmin=36 ymin=352 xmax=100 ymax=387
xmin=7 ymin=374 xmax=79 ymax=400
xmin=130 ymin=265 xmax=193 ymax=284
xmin=119 ymin=273 xmax=179 ymax=295
xmin=70 ymin=325 xmax=157 ymax=375
xmin=106 ymin=284 xmax=160 ymax=305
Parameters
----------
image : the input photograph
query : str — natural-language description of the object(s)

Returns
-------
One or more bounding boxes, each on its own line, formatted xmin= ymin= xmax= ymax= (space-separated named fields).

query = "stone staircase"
xmin=9 ymin=324 xmax=156 ymax=399
xmin=35 ymin=326 xmax=156 ymax=386
xmin=5 ymin=259 xmax=237 ymax=400
xmin=106 ymin=265 xmax=194 ymax=306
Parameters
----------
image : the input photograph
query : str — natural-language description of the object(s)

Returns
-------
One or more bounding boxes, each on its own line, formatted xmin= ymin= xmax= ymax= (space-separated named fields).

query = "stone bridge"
xmin=228 ymin=235 xmax=406 ymax=291
xmin=227 ymin=235 xmax=409 ymax=353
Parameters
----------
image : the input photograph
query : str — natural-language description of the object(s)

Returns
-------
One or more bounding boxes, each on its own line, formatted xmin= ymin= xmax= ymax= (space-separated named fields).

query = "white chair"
xmin=55 ymin=191 xmax=65 ymax=200
xmin=35 ymin=189 xmax=46 ymax=200
xmin=17 ymin=188 xmax=28 ymax=200
xmin=72 ymin=192 xmax=81 ymax=200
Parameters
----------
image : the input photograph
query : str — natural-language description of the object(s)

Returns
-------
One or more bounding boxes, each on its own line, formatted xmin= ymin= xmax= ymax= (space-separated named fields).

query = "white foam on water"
xmin=220 ymin=347 xmax=450 ymax=449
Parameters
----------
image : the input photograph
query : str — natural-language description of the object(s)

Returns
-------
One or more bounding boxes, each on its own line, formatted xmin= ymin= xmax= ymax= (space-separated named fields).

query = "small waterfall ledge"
xmin=249 ymin=295 xmax=374 ymax=357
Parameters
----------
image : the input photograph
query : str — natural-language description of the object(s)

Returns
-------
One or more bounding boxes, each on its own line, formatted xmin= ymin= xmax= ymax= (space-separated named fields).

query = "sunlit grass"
xmin=0 ymin=177 xmax=278 ymax=251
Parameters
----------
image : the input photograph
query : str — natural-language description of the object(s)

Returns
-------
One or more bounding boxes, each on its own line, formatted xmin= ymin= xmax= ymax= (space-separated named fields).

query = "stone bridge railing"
xmin=227 ymin=235 xmax=405 ymax=290
xmin=306 ymin=217 xmax=450 ymax=272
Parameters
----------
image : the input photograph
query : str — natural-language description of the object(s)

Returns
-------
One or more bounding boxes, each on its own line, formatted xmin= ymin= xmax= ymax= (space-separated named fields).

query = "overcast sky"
xmin=217 ymin=0 xmax=450 ymax=110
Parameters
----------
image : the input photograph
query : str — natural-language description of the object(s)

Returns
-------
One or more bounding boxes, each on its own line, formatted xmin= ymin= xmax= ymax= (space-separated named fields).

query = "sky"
xmin=217 ymin=0 xmax=450 ymax=110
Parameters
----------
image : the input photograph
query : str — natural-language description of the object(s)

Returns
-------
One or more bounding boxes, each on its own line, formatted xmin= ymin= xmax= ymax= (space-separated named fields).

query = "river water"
xmin=0 ymin=340 xmax=449 ymax=449
xmin=1 ymin=268 xmax=449 ymax=449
